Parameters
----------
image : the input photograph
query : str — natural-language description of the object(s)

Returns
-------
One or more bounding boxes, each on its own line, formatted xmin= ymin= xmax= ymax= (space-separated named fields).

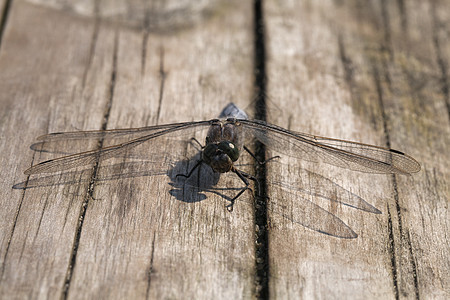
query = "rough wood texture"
xmin=0 ymin=0 xmax=448 ymax=299
xmin=265 ymin=0 xmax=449 ymax=299
xmin=1 ymin=0 xmax=255 ymax=299
xmin=0 ymin=0 xmax=9 ymax=45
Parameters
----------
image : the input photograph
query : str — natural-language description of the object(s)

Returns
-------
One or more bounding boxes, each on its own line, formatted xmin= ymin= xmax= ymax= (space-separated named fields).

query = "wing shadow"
xmin=14 ymin=149 xmax=379 ymax=239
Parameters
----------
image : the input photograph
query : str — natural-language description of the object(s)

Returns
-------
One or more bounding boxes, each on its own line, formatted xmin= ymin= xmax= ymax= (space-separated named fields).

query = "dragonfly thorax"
xmin=202 ymin=141 xmax=239 ymax=173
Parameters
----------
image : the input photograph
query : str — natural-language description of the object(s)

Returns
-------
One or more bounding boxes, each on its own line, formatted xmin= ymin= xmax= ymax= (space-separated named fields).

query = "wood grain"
xmin=0 ymin=2 xmax=109 ymax=299
xmin=1 ymin=0 xmax=255 ymax=299
xmin=265 ymin=0 xmax=449 ymax=299
xmin=0 ymin=0 xmax=7 ymax=30
xmin=0 ymin=0 xmax=448 ymax=299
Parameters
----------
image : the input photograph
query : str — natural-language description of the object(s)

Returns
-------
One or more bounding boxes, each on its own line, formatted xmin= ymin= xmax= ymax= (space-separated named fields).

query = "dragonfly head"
xmin=202 ymin=141 xmax=239 ymax=173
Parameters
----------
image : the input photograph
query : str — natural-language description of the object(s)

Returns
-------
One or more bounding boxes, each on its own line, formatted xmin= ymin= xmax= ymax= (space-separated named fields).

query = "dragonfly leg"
xmin=243 ymin=145 xmax=280 ymax=165
xmin=226 ymin=168 xmax=257 ymax=212
xmin=239 ymin=170 xmax=260 ymax=193
xmin=189 ymin=137 xmax=204 ymax=150
xmin=176 ymin=160 xmax=203 ymax=179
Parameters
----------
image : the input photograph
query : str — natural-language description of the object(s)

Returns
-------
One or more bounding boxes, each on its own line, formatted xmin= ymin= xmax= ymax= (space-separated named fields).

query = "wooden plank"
xmin=65 ymin=0 xmax=256 ymax=299
xmin=1 ymin=0 xmax=448 ymax=299
xmin=1 ymin=0 xmax=256 ymax=299
xmin=362 ymin=1 xmax=449 ymax=298
xmin=0 ymin=0 xmax=6 ymax=29
xmin=0 ymin=2 xmax=110 ymax=299
xmin=265 ymin=0 xmax=448 ymax=298
xmin=0 ymin=0 xmax=7 ymax=23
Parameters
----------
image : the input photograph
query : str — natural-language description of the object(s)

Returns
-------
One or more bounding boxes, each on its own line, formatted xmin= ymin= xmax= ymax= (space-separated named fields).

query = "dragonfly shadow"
xmin=12 ymin=160 xmax=169 ymax=190
xmin=269 ymin=169 xmax=381 ymax=214
xmin=16 ymin=102 xmax=421 ymax=240
xmin=13 ymin=151 xmax=245 ymax=208
xmin=167 ymin=153 xmax=248 ymax=205
xmin=13 ymin=153 xmax=380 ymax=239
xmin=265 ymin=168 xmax=382 ymax=239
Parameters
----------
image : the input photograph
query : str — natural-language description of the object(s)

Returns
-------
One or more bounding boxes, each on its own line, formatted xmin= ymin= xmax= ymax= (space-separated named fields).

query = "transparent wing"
xmin=31 ymin=122 xmax=197 ymax=154
xmin=268 ymin=193 xmax=358 ymax=238
xmin=240 ymin=119 xmax=420 ymax=174
xmin=25 ymin=120 xmax=212 ymax=175
xmin=269 ymin=168 xmax=381 ymax=214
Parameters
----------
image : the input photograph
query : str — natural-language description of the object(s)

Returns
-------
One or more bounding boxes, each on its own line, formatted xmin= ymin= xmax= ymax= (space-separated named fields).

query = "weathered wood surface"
xmin=0 ymin=0 xmax=6 ymax=27
xmin=0 ymin=0 xmax=448 ymax=299
xmin=265 ymin=0 xmax=449 ymax=299
xmin=0 ymin=0 xmax=255 ymax=299
xmin=0 ymin=0 xmax=8 ymax=48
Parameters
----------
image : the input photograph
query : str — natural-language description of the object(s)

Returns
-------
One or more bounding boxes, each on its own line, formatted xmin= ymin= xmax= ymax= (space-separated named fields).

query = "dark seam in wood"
xmin=18 ymin=231 xmax=28 ymax=265
xmin=391 ymin=176 xmax=404 ymax=237
xmin=374 ymin=9 xmax=418 ymax=294
xmin=407 ymin=230 xmax=420 ymax=299
xmin=141 ymin=1 xmax=150 ymax=76
xmin=338 ymin=32 xmax=380 ymax=127
xmin=0 ymin=0 xmax=12 ymax=49
xmin=390 ymin=173 xmax=419 ymax=297
xmin=338 ymin=34 xmax=354 ymax=92
xmin=61 ymin=28 xmax=118 ymax=300
xmin=156 ymin=46 xmax=166 ymax=125
xmin=1 ymin=138 xmax=41 ymax=279
xmin=1 ymin=180 xmax=28 ymax=280
xmin=101 ymin=30 xmax=117 ymax=132
xmin=69 ymin=86 xmax=79 ymax=127
xmin=375 ymin=9 xmax=422 ymax=292
xmin=62 ymin=196 xmax=72 ymax=230
xmin=380 ymin=0 xmax=393 ymax=61
xmin=374 ymin=42 xmax=420 ymax=296
xmin=33 ymin=114 xmax=54 ymax=239
xmin=253 ymin=0 xmax=269 ymax=299
xmin=62 ymin=179 xmax=82 ymax=231
xmin=337 ymin=34 xmax=363 ymax=116
xmin=61 ymin=189 xmax=89 ymax=300
xmin=81 ymin=0 xmax=100 ymax=88
xmin=32 ymin=196 xmax=49 ymax=245
xmin=395 ymin=0 xmax=407 ymax=33
xmin=387 ymin=205 xmax=400 ymax=300
xmin=430 ymin=2 xmax=450 ymax=121
xmin=373 ymin=64 xmax=400 ymax=299
xmin=145 ymin=232 xmax=156 ymax=299
xmin=81 ymin=20 xmax=99 ymax=89
xmin=141 ymin=31 xmax=149 ymax=76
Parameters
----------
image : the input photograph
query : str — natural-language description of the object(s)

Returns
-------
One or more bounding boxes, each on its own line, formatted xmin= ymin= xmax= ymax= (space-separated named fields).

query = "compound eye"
xmin=218 ymin=141 xmax=239 ymax=162
xmin=202 ymin=143 xmax=218 ymax=164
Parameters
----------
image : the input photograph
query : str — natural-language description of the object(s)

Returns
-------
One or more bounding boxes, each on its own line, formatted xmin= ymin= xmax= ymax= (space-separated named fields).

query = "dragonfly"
xmin=24 ymin=103 xmax=420 ymax=220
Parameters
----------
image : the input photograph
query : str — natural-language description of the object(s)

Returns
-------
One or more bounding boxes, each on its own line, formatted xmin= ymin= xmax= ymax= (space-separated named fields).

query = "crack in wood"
xmin=406 ymin=230 xmax=420 ymax=299
xmin=156 ymin=46 xmax=167 ymax=125
xmin=372 ymin=62 xmax=403 ymax=299
xmin=61 ymin=28 xmax=118 ymax=300
xmin=0 ymin=136 xmax=41 ymax=279
xmin=0 ymin=181 xmax=26 ymax=280
xmin=253 ymin=0 xmax=269 ymax=299
xmin=373 ymin=52 xmax=420 ymax=299
xmin=0 ymin=0 xmax=12 ymax=49
xmin=380 ymin=0 xmax=393 ymax=58
xmin=140 ymin=1 xmax=151 ymax=77
xmin=145 ymin=232 xmax=157 ymax=299
xmin=395 ymin=0 xmax=408 ymax=32
xmin=82 ymin=20 xmax=99 ymax=89
xmin=387 ymin=205 xmax=400 ymax=300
